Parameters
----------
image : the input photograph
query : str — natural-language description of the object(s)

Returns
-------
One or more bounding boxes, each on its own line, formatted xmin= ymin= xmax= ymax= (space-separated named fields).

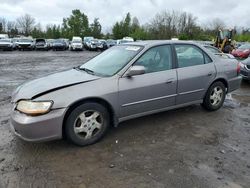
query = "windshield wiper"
xmin=74 ymin=66 xmax=96 ymax=75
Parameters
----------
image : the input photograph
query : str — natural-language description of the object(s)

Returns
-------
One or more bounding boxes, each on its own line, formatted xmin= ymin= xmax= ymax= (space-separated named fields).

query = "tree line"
xmin=0 ymin=9 xmax=250 ymax=41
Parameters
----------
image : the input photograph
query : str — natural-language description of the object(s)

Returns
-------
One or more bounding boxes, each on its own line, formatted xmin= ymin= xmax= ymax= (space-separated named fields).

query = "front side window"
xmin=175 ymin=45 xmax=205 ymax=68
xmin=134 ymin=45 xmax=172 ymax=73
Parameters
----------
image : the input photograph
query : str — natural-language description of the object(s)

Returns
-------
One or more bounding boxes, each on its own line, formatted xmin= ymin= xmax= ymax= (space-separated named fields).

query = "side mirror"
xmin=125 ymin=65 xmax=146 ymax=77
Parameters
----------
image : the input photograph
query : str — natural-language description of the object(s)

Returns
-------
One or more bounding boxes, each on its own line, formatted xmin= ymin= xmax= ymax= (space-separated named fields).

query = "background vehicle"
xmin=97 ymin=39 xmax=108 ymax=51
xmin=70 ymin=36 xmax=83 ymax=51
xmin=117 ymin=37 xmax=134 ymax=45
xmin=16 ymin=38 xmax=34 ymax=51
xmin=0 ymin=34 xmax=9 ymax=39
xmin=52 ymin=39 xmax=67 ymax=51
xmin=214 ymin=29 xmax=235 ymax=53
xmin=87 ymin=39 xmax=99 ymax=51
xmin=231 ymin=43 xmax=250 ymax=59
xmin=12 ymin=38 xmax=19 ymax=50
xmin=46 ymin=39 xmax=54 ymax=50
xmin=62 ymin=38 xmax=70 ymax=49
xmin=35 ymin=39 xmax=48 ymax=51
xmin=240 ymin=56 xmax=250 ymax=81
xmin=0 ymin=38 xmax=14 ymax=51
xmin=10 ymin=41 xmax=241 ymax=146
xmin=83 ymin=36 xmax=94 ymax=50
xmin=106 ymin=39 xmax=116 ymax=48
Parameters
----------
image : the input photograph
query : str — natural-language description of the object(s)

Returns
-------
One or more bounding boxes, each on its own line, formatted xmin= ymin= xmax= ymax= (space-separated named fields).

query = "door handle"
xmin=166 ymin=78 xmax=174 ymax=84
xmin=207 ymin=72 xmax=213 ymax=76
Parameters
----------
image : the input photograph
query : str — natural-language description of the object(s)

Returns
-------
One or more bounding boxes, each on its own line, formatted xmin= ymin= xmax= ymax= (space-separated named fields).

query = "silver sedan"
xmin=10 ymin=41 xmax=242 ymax=146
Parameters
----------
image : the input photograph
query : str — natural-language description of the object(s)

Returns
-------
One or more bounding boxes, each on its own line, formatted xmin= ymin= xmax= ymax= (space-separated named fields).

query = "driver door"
xmin=118 ymin=45 xmax=177 ymax=118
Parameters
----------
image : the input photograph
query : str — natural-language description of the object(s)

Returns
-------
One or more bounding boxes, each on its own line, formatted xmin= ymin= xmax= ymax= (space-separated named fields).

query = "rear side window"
xmin=175 ymin=44 xmax=210 ymax=68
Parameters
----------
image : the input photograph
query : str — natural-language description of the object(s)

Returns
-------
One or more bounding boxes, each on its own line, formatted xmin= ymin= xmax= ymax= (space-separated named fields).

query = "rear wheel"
xmin=202 ymin=81 xmax=226 ymax=111
xmin=65 ymin=102 xmax=110 ymax=146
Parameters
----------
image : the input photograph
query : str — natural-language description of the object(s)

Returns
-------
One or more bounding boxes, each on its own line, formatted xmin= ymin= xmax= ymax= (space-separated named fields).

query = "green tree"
xmin=90 ymin=18 xmax=102 ymax=38
xmin=112 ymin=21 xmax=123 ymax=39
xmin=62 ymin=9 xmax=90 ymax=39
xmin=130 ymin=27 xmax=149 ymax=40
xmin=123 ymin=12 xmax=131 ymax=37
xmin=112 ymin=12 xmax=132 ymax=39
xmin=31 ymin=23 xmax=45 ymax=38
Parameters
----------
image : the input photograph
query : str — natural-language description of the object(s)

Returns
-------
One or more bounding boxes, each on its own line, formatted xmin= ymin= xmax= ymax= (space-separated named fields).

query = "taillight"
xmin=237 ymin=62 xmax=241 ymax=75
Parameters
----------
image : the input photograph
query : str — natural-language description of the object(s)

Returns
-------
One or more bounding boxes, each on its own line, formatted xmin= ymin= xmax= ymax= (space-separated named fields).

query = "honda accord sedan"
xmin=10 ymin=41 xmax=242 ymax=146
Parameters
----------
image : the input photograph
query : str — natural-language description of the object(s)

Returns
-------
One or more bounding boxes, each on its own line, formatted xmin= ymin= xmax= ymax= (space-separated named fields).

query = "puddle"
xmin=224 ymin=94 xmax=240 ymax=109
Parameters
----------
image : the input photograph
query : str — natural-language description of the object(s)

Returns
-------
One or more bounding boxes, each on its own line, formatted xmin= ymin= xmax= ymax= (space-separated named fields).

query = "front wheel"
xmin=65 ymin=102 xmax=110 ymax=146
xmin=202 ymin=81 xmax=226 ymax=111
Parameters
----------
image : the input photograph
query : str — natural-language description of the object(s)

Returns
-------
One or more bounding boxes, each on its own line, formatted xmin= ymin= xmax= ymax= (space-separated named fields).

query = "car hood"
xmin=11 ymin=69 xmax=100 ymax=102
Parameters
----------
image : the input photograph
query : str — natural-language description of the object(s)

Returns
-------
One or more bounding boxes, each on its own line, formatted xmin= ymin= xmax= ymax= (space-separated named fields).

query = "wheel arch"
xmin=62 ymin=97 xmax=118 ymax=138
xmin=211 ymin=78 xmax=228 ymax=91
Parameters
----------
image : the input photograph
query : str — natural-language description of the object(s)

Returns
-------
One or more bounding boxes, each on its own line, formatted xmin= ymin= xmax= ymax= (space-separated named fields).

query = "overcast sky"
xmin=0 ymin=0 xmax=249 ymax=32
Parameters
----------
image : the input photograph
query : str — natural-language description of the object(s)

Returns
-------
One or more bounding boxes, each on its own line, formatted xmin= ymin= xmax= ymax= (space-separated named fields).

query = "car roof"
xmin=125 ymin=40 xmax=200 ymax=47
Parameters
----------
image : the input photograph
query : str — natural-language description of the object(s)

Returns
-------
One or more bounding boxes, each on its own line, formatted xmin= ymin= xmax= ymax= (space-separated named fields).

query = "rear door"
xmin=118 ymin=45 xmax=177 ymax=118
xmin=174 ymin=44 xmax=216 ymax=104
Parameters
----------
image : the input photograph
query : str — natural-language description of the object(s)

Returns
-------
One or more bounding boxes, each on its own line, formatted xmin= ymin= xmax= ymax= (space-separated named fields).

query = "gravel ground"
xmin=0 ymin=51 xmax=250 ymax=188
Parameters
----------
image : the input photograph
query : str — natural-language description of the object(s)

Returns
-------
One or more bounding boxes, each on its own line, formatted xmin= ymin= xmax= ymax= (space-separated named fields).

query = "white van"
xmin=117 ymin=37 xmax=134 ymax=45
xmin=70 ymin=36 xmax=83 ymax=51
xmin=0 ymin=34 xmax=9 ymax=39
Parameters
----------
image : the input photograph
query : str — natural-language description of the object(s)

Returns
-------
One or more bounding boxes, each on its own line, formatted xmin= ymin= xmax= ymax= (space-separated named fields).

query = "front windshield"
xmin=54 ymin=39 xmax=63 ymax=43
xmin=80 ymin=45 xmax=142 ymax=76
xmin=239 ymin=44 xmax=250 ymax=50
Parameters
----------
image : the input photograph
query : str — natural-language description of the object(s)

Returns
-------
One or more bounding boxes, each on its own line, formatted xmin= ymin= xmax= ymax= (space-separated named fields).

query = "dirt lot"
xmin=0 ymin=51 xmax=250 ymax=188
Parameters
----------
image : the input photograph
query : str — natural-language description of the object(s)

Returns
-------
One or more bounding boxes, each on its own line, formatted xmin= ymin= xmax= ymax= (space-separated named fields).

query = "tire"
xmin=65 ymin=102 xmax=110 ymax=146
xmin=202 ymin=81 xmax=226 ymax=111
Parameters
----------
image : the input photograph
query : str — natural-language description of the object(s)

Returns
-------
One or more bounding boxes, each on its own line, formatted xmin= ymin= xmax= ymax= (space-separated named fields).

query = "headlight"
xmin=16 ymin=100 xmax=53 ymax=115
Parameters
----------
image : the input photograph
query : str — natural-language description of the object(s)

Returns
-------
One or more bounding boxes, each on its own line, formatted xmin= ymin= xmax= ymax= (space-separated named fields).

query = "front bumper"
xmin=53 ymin=46 xmax=65 ymax=50
xmin=36 ymin=46 xmax=47 ymax=49
xmin=18 ymin=45 xmax=33 ymax=49
xmin=240 ymin=69 xmax=250 ymax=80
xmin=0 ymin=45 xmax=12 ymax=50
xmin=10 ymin=108 xmax=66 ymax=142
